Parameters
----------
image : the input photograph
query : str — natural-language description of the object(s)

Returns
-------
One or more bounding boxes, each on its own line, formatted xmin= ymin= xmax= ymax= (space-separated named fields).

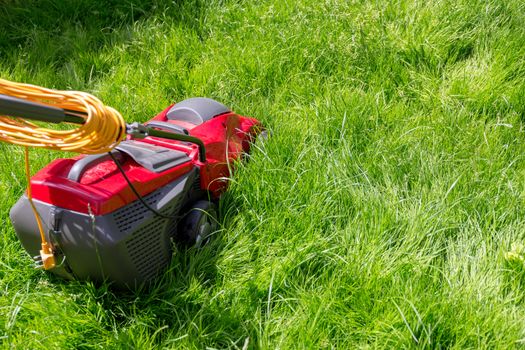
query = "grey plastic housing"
xmin=166 ymin=97 xmax=230 ymax=125
xmin=116 ymin=140 xmax=190 ymax=173
xmin=145 ymin=121 xmax=189 ymax=135
xmin=67 ymin=140 xmax=190 ymax=182
xmin=10 ymin=168 xmax=200 ymax=288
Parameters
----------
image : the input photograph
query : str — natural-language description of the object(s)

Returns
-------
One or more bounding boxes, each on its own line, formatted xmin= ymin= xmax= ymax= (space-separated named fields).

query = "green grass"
xmin=2 ymin=0 xmax=525 ymax=348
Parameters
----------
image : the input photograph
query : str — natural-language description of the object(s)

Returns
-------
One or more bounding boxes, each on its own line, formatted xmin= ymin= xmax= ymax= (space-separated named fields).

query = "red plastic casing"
xmin=29 ymin=105 xmax=261 ymax=215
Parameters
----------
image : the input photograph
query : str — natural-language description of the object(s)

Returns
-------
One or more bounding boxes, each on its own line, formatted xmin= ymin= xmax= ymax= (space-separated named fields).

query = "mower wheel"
xmin=255 ymin=129 xmax=270 ymax=143
xmin=177 ymin=200 xmax=218 ymax=247
xmin=256 ymin=129 xmax=269 ymax=145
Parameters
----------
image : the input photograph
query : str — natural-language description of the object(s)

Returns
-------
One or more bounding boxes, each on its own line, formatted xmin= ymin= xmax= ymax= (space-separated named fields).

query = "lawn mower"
xmin=0 ymin=80 xmax=263 ymax=288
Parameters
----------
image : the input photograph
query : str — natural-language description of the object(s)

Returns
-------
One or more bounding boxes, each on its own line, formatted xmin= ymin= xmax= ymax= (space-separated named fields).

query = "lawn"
xmin=2 ymin=0 xmax=525 ymax=348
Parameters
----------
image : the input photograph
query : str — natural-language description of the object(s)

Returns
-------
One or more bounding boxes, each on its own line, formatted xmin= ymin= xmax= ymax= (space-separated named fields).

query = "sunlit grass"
xmin=1 ymin=0 xmax=525 ymax=348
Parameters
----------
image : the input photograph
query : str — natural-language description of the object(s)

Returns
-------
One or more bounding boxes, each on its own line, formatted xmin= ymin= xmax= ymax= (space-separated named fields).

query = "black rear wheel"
xmin=177 ymin=200 xmax=218 ymax=247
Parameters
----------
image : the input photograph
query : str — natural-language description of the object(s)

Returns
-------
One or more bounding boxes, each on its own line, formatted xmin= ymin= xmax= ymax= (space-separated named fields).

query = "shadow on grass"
xmin=0 ymin=0 xmax=208 ymax=85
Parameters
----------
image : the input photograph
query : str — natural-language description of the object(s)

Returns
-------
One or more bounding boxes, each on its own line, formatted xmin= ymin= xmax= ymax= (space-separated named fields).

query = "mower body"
xmin=9 ymin=98 xmax=261 ymax=287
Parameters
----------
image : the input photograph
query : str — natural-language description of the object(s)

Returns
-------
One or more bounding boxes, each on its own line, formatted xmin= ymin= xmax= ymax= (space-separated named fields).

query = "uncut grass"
xmin=2 ymin=0 xmax=525 ymax=348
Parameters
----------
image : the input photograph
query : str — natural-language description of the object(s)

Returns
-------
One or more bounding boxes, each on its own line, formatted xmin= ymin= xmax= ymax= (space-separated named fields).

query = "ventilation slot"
xmin=113 ymin=191 xmax=163 ymax=232
xmin=166 ymin=197 xmax=185 ymax=238
xmin=126 ymin=219 xmax=169 ymax=280
xmin=191 ymin=178 xmax=201 ymax=193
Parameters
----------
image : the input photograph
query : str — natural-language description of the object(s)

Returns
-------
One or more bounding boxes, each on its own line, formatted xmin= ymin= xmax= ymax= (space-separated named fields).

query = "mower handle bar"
xmin=127 ymin=122 xmax=206 ymax=162
xmin=0 ymin=94 xmax=85 ymax=124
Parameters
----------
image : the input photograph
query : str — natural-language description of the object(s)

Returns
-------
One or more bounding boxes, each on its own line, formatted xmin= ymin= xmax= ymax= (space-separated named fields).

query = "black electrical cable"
xmin=108 ymin=152 xmax=178 ymax=220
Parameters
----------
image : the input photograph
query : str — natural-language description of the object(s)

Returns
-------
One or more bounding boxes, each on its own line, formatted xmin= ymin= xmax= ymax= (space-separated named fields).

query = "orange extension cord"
xmin=0 ymin=78 xmax=127 ymax=269
xmin=0 ymin=78 xmax=126 ymax=153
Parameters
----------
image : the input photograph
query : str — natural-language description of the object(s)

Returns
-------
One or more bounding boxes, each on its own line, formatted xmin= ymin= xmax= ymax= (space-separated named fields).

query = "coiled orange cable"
xmin=0 ymin=78 xmax=127 ymax=154
xmin=0 ymin=78 xmax=127 ymax=269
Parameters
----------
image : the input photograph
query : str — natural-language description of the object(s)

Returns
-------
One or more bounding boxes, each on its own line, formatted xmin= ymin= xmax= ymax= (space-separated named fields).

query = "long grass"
xmin=2 ymin=0 xmax=525 ymax=348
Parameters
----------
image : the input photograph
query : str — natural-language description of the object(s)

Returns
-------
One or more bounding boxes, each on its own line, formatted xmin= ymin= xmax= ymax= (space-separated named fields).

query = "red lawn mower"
xmin=1 ymin=94 xmax=263 ymax=288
